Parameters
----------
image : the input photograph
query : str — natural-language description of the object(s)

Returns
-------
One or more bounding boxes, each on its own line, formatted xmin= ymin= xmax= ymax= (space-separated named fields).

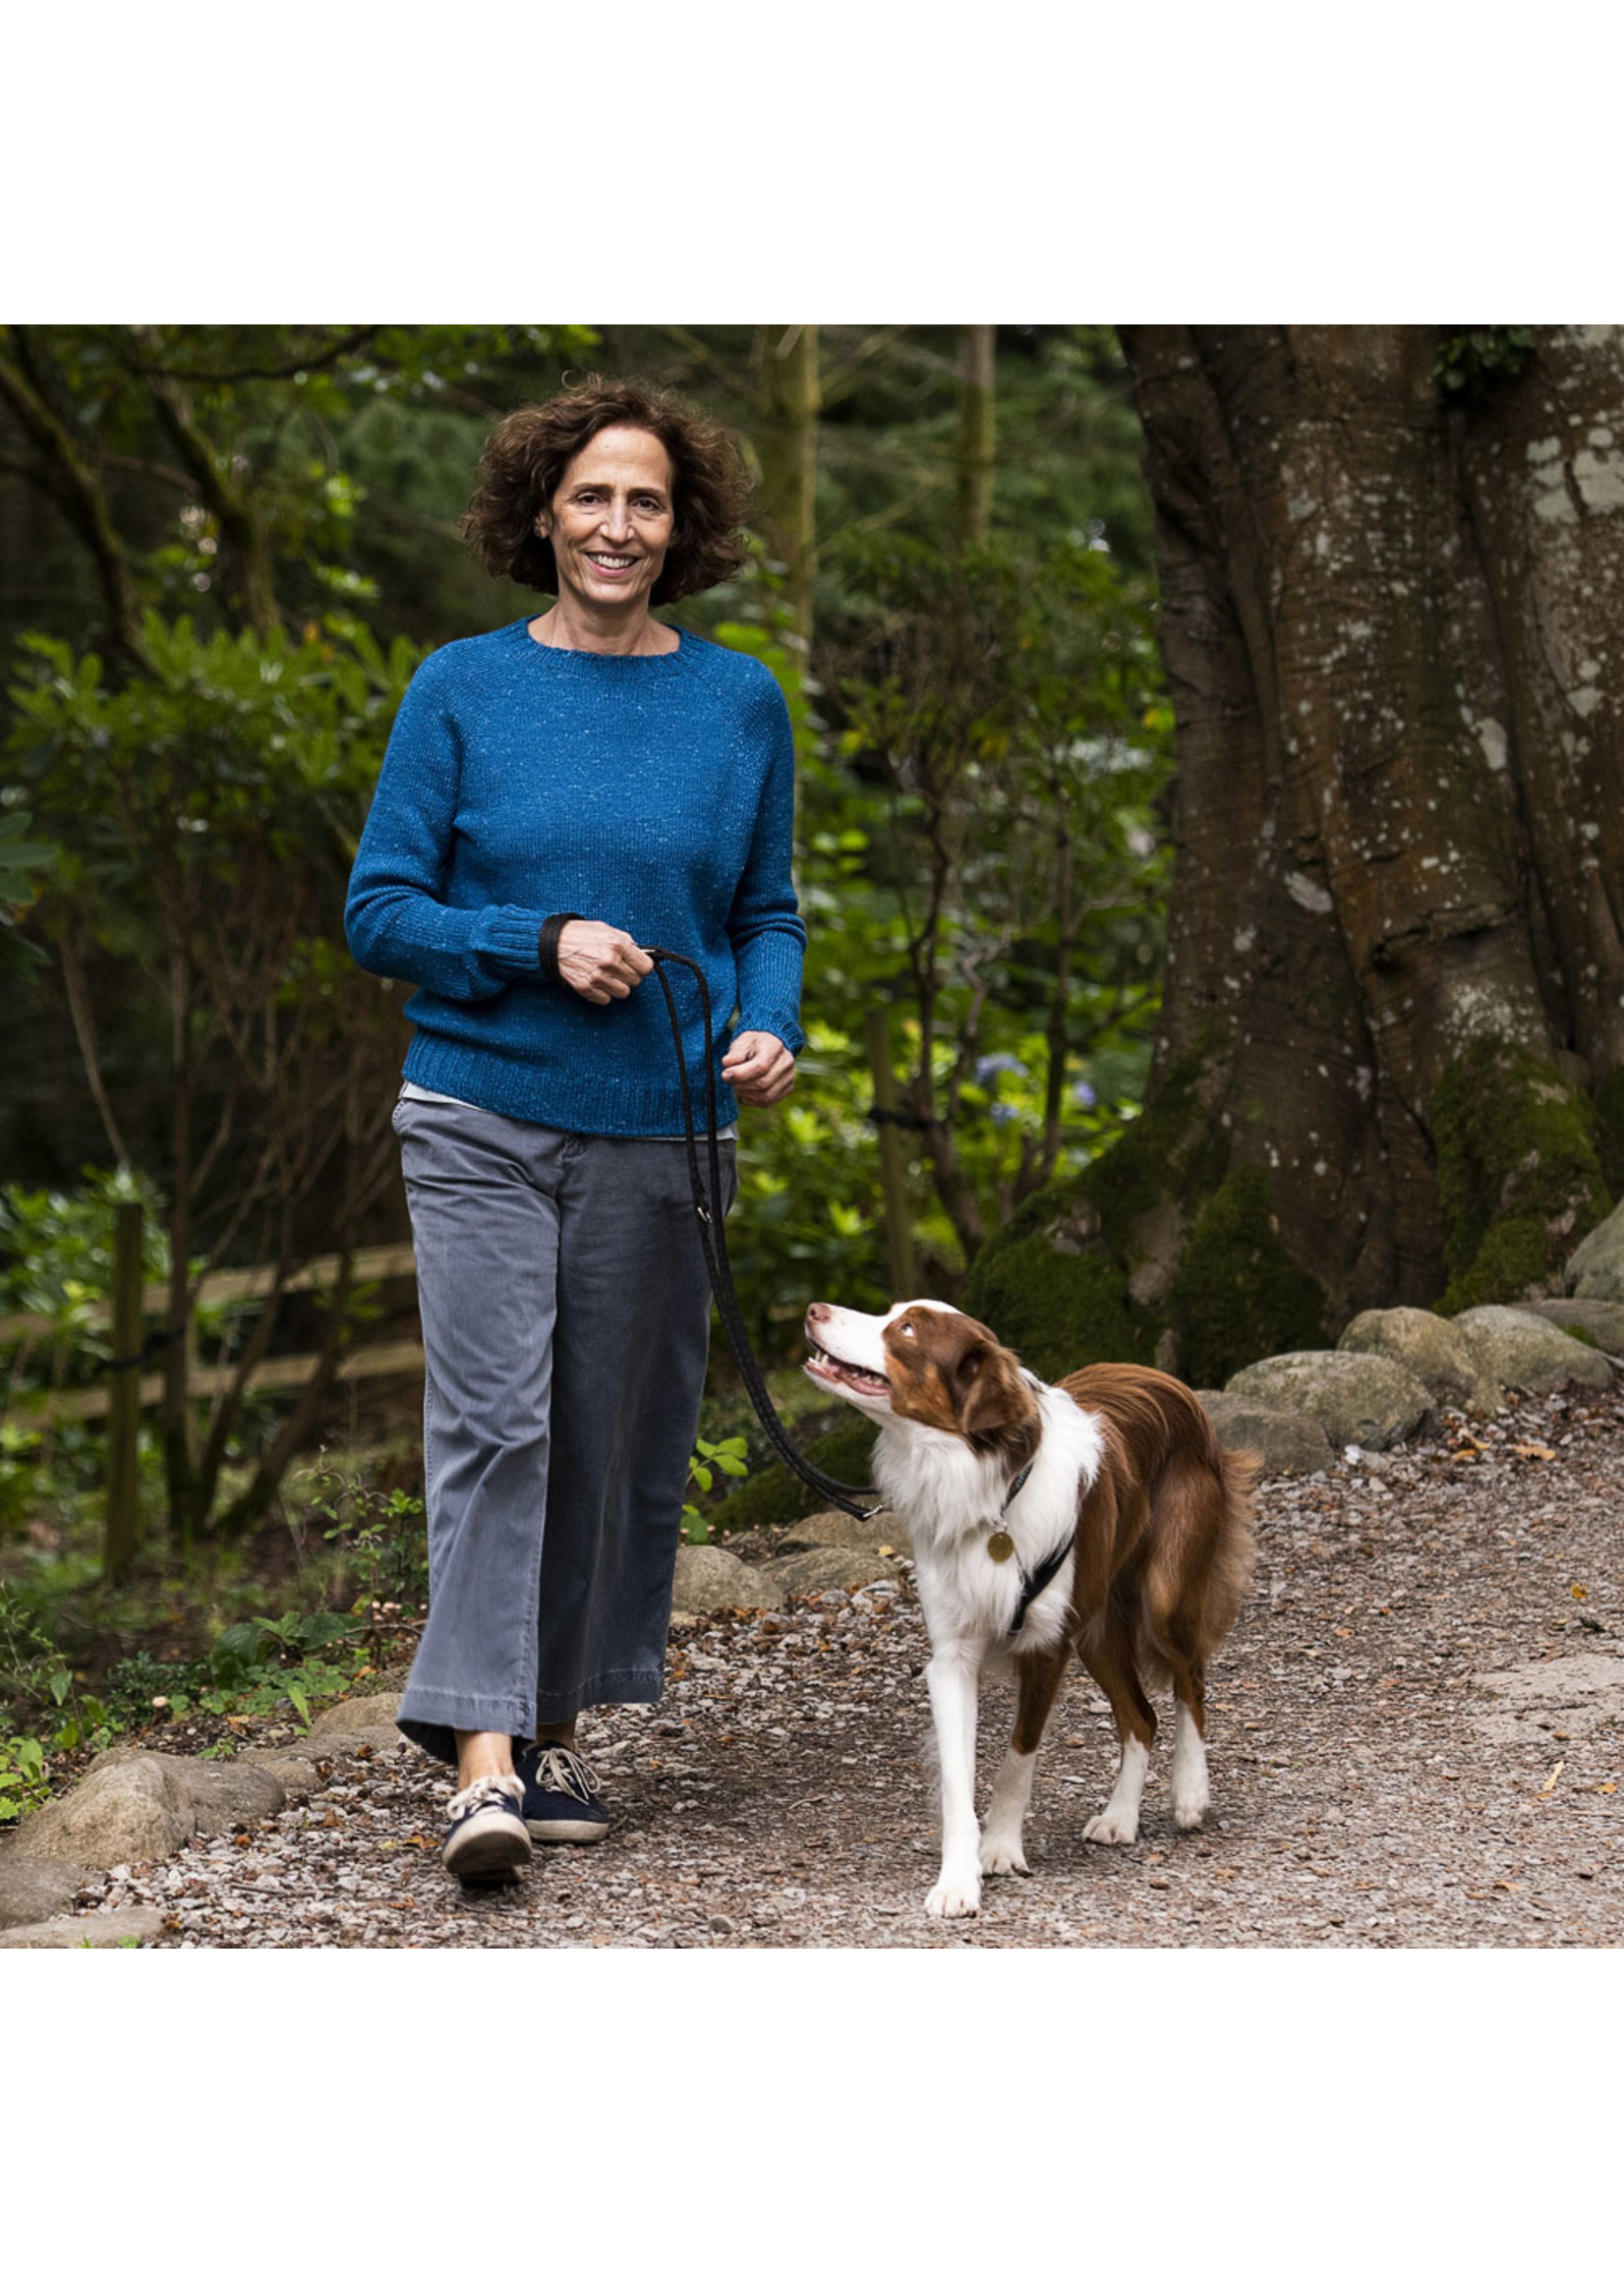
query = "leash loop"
xmin=646 ymin=948 xmax=883 ymax=1525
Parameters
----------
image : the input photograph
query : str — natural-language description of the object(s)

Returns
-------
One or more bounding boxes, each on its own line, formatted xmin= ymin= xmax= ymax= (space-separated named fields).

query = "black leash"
xmin=646 ymin=948 xmax=884 ymax=1524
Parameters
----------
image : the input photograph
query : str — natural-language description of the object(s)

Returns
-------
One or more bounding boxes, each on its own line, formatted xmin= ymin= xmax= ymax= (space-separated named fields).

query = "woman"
xmin=345 ymin=377 xmax=804 ymax=1885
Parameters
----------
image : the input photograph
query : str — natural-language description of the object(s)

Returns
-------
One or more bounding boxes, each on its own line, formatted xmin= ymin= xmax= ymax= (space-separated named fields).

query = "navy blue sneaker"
xmin=519 ymin=1744 xmax=609 ymax=1844
xmin=442 ymin=1773 xmax=530 ymax=1884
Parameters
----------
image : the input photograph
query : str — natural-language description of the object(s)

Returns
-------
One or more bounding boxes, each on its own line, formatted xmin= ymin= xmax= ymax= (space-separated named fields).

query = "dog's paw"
xmin=979 ymin=1831 xmax=1030 ymax=1878
xmin=1171 ymin=1770 xmax=1210 ymax=1831
xmin=925 ymin=1871 xmax=982 ymax=1918
xmin=1082 ymin=1807 xmax=1139 ymax=1845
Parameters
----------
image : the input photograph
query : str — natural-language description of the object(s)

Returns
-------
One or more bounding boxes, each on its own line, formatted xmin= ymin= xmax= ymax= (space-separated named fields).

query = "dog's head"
xmin=803 ymin=1299 xmax=1038 ymax=1451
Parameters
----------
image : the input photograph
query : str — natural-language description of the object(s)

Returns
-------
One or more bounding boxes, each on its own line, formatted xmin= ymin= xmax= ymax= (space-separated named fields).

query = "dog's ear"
xmin=955 ymin=1337 xmax=1029 ymax=1440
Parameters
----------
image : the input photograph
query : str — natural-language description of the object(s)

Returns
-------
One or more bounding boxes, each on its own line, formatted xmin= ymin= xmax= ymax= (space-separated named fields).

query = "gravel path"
xmin=70 ymin=1383 xmax=1623 ymax=1948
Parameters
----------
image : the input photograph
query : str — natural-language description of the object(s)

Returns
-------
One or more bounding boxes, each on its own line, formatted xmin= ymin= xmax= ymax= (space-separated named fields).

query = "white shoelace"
xmin=446 ymin=1772 xmax=524 ymax=1822
xmin=528 ymin=1747 xmax=604 ymax=1802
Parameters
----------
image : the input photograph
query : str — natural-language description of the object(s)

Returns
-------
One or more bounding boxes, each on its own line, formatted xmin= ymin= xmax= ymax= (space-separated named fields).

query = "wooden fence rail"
xmin=2 ymin=1240 xmax=423 ymax=1426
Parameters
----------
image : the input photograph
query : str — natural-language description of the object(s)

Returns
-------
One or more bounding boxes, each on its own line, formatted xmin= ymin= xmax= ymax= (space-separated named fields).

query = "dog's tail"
xmin=1205 ymin=1443 xmax=1260 ymax=1648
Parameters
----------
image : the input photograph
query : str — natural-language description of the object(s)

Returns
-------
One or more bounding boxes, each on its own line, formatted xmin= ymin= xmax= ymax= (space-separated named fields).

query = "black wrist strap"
xmin=538 ymin=912 xmax=585 ymax=984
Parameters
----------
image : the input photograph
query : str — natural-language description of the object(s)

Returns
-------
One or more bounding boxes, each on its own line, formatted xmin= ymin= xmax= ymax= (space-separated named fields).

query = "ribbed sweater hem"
xmin=403 ymin=1034 xmax=743 ymax=1138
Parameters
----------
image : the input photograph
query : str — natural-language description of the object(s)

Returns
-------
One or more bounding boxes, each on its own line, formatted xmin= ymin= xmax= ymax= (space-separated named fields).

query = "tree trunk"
xmin=756 ymin=324 xmax=819 ymax=644
xmin=966 ymin=327 xmax=1623 ymax=1387
xmin=954 ymin=325 xmax=996 ymax=547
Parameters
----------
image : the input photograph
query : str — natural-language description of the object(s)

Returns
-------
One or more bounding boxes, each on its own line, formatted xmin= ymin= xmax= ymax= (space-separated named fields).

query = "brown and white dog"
xmin=803 ymin=1299 xmax=1257 ymax=1918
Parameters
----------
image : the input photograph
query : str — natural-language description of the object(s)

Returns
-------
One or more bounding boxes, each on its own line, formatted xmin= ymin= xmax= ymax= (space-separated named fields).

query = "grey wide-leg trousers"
xmin=391 ymin=1092 xmax=735 ymax=1768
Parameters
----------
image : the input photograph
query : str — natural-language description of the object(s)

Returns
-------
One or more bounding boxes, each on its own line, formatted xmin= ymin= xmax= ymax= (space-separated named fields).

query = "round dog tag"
xmin=987 ymin=1530 xmax=1015 ymax=1563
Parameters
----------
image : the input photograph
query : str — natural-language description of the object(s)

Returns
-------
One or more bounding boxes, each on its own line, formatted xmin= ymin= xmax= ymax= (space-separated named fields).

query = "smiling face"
xmin=536 ymin=424 xmax=675 ymax=622
xmin=803 ymin=1300 xmax=1038 ymax=1448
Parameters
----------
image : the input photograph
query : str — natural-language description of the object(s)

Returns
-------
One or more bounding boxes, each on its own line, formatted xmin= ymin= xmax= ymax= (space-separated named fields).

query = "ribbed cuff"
xmin=538 ymin=911 xmax=585 ymax=985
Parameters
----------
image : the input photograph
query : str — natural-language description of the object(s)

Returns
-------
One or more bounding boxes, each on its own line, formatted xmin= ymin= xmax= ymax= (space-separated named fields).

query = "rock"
xmin=1337 ymin=1307 xmax=1499 ymax=1412
xmin=0 ymin=1854 xmax=85 ymax=1931
xmin=1514 ymin=1299 xmax=1624 ymax=1357
xmin=1475 ymin=1652 xmax=1624 ymax=1744
xmin=1452 ymin=1306 xmax=1614 ymax=1395
xmin=1196 ymin=1393 xmax=1334 ymax=1475
xmin=8 ymin=1750 xmax=288 ymax=1874
xmin=305 ymin=1692 xmax=406 ymax=1745
xmin=762 ymin=1545 xmax=899 ymax=1596
xmin=8 ymin=1757 xmax=191 ymax=1869
xmin=161 ymin=1757 xmax=287 ymax=1834
xmin=779 ymin=1506 xmax=915 ymax=1557
xmin=670 ymin=1545 xmax=785 ymax=1613
xmin=1222 ymin=1351 xmax=1431 ymax=1450
xmin=0 ymin=1906 xmax=166 ymax=1950
xmin=1564 ymin=1197 xmax=1624 ymax=1302
xmin=240 ymin=1747 xmax=324 ymax=1798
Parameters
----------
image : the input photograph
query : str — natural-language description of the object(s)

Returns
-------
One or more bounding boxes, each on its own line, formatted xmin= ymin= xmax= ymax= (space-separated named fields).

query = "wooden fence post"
xmin=866 ymin=1007 xmax=916 ymax=1299
xmin=103 ymin=1199 xmax=144 ymax=1581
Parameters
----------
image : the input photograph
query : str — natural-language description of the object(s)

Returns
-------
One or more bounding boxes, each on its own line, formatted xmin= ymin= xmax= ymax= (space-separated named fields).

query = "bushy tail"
xmin=1206 ymin=1446 xmax=1260 ymax=1646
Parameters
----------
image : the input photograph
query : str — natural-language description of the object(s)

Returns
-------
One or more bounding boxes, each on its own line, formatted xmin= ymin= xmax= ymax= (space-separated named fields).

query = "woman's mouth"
xmin=586 ymin=553 xmax=638 ymax=578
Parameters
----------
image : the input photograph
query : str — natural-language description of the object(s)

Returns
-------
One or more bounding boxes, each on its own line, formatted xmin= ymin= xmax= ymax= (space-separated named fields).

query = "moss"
xmin=1594 ymin=1067 xmax=1624 ymax=1200
xmin=961 ymin=1243 xmax=1160 ymax=1381
xmin=958 ymin=1041 xmax=1231 ymax=1380
xmin=1168 ymin=1165 xmax=1328 ymax=1389
xmin=714 ymin=1413 xmax=879 ymax=1532
xmin=1432 ymin=1038 xmax=1610 ymax=1312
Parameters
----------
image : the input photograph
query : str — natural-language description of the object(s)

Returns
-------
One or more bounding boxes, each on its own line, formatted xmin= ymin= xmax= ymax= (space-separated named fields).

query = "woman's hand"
xmin=722 ymin=1030 xmax=796 ymax=1108
xmin=556 ymin=920 xmax=654 ymax=1004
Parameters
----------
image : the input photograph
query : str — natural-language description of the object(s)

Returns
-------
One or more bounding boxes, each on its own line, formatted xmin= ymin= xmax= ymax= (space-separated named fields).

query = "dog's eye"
xmin=898 ymin=1318 xmax=916 ymax=1338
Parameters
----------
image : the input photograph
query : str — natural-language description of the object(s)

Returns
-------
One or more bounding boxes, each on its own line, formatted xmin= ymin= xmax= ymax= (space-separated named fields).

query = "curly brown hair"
xmin=459 ymin=375 xmax=755 ymax=605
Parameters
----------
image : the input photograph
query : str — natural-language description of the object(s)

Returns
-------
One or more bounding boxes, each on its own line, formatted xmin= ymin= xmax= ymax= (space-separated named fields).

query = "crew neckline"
xmin=516 ymin=614 xmax=686 ymax=665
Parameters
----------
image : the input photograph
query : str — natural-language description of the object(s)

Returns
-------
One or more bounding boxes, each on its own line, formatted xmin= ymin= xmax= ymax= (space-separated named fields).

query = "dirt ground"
xmin=70 ymin=1380 xmax=1624 ymax=1948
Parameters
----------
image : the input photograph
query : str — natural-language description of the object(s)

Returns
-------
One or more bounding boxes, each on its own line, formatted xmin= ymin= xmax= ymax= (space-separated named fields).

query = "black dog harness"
xmin=999 ymin=1454 xmax=1077 ymax=1636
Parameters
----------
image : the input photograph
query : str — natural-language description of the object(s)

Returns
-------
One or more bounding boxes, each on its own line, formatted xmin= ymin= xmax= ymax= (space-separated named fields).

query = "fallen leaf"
xmin=1512 ymin=1442 xmax=1556 ymax=1461
xmin=1540 ymin=1761 xmax=1565 ymax=1795
xmin=1450 ymin=1450 xmax=1479 ymax=1462
xmin=1572 ymin=1585 xmax=1589 ymax=1600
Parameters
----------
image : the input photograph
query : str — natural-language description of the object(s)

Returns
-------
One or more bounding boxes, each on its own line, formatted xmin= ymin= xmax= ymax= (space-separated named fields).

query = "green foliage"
xmin=681 ymin=1434 xmax=750 ymax=1543
xmin=0 ymin=1731 xmax=49 ymax=1820
xmin=1435 ymin=327 xmax=1537 ymax=403
xmin=0 ymin=1576 xmax=73 ymax=1720
xmin=1432 ymin=1037 xmax=1610 ymax=1312
xmin=1168 ymin=1166 xmax=1328 ymax=1390
xmin=715 ymin=1413 xmax=879 ymax=1532
xmin=0 ymin=1165 xmax=170 ymax=1415
xmin=0 ymin=806 xmax=57 ymax=978
xmin=309 ymin=1463 xmax=430 ymax=1617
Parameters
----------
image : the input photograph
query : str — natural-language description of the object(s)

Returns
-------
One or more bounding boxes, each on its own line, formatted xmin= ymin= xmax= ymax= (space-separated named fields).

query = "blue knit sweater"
xmin=345 ymin=617 xmax=807 ymax=1137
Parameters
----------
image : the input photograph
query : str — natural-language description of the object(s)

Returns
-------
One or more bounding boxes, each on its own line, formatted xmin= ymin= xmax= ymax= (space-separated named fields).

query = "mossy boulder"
xmin=716 ymin=1414 xmax=879 ymax=1532
xmin=1517 ymin=1297 xmax=1624 ymax=1356
xmin=1224 ymin=1350 xmax=1430 ymax=1449
xmin=1451 ymin=1305 xmax=1614 ymax=1396
xmin=1563 ymin=1196 xmax=1624 ymax=1304
xmin=1432 ymin=1038 xmax=1611 ymax=1312
xmin=1196 ymin=1391 xmax=1335 ymax=1475
xmin=1338 ymin=1306 xmax=1497 ymax=1413
xmin=1169 ymin=1166 xmax=1327 ymax=1389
